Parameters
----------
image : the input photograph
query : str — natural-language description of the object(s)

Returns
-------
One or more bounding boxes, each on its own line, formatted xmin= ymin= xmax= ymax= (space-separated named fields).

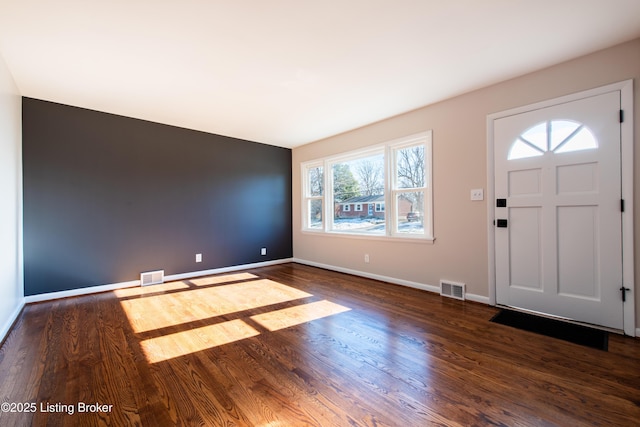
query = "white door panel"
xmin=509 ymin=207 xmax=542 ymax=291
xmin=494 ymin=91 xmax=623 ymax=329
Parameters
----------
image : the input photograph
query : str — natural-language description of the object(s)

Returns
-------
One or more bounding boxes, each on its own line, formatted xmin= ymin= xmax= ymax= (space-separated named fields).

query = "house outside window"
xmin=301 ymin=131 xmax=433 ymax=240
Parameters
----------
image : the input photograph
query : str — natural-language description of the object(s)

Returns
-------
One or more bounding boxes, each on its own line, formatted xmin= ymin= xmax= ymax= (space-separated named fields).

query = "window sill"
xmin=301 ymin=229 xmax=435 ymax=244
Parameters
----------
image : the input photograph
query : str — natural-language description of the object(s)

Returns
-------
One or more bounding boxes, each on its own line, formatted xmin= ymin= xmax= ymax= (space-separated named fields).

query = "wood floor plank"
xmin=0 ymin=262 xmax=639 ymax=426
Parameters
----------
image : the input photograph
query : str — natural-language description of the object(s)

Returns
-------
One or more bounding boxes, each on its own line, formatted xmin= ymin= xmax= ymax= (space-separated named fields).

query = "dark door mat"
xmin=491 ymin=309 xmax=608 ymax=351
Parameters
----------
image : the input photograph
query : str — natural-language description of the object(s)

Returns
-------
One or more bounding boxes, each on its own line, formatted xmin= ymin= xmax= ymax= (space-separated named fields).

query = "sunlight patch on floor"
xmin=117 ymin=274 xmax=352 ymax=363
xmin=119 ymin=279 xmax=312 ymax=333
xmin=140 ymin=318 xmax=260 ymax=363
xmin=251 ymin=300 xmax=351 ymax=332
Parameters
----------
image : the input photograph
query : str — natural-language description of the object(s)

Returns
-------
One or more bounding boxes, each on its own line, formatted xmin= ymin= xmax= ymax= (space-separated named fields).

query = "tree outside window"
xmin=302 ymin=131 xmax=432 ymax=240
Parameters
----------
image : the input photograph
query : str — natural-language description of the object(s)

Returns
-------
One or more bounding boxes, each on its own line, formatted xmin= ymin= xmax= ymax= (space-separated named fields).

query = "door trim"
xmin=486 ymin=80 xmax=635 ymax=336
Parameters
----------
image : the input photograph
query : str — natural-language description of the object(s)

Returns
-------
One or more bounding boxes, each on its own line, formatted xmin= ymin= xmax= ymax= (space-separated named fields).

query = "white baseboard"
xmin=293 ymin=258 xmax=491 ymax=304
xmin=164 ymin=258 xmax=294 ymax=282
xmin=17 ymin=257 xmax=636 ymax=336
xmin=25 ymin=280 xmax=140 ymax=304
xmin=293 ymin=258 xmax=491 ymax=305
xmin=293 ymin=257 xmax=440 ymax=294
xmin=0 ymin=299 xmax=25 ymax=343
xmin=24 ymin=258 xmax=294 ymax=304
xmin=465 ymin=293 xmax=491 ymax=305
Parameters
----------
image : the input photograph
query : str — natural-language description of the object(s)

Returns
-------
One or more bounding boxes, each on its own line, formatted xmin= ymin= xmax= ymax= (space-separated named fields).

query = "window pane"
xmin=332 ymin=154 xmax=385 ymax=234
xmin=396 ymin=192 xmax=424 ymax=235
xmin=508 ymin=139 xmax=545 ymax=160
xmin=521 ymin=122 xmax=547 ymax=152
xmin=308 ymin=199 xmax=322 ymax=229
xmin=553 ymin=126 xmax=597 ymax=153
xmin=308 ymin=166 xmax=323 ymax=196
xmin=508 ymin=120 xmax=597 ymax=160
xmin=550 ymin=120 xmax=580 ymax=151
xmin=396 ymin=145 xmax=425 ymax=189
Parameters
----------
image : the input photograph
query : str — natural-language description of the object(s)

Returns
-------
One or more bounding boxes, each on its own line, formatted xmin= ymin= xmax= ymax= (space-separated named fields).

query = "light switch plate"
xmin=471 ymin=189 xmax=484 ymax=201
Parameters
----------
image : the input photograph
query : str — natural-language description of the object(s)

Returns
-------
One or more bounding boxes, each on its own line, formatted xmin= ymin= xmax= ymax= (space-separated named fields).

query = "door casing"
xmin=486 ymin=80 xmax=635 ymax=336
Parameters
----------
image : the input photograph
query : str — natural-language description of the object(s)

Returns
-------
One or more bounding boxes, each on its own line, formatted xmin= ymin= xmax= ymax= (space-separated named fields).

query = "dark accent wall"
xmin=23 ymin=98 xmax=292 ymax=296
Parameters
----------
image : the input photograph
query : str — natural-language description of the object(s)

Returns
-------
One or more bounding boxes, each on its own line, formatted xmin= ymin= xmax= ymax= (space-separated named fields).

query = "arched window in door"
xmin=508 ymin=120 xmax=598 ymax=160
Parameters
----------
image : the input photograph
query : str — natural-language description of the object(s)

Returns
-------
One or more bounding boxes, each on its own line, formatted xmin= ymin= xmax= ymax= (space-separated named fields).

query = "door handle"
xmin=620 ymin=286 xmax=630 ymax=302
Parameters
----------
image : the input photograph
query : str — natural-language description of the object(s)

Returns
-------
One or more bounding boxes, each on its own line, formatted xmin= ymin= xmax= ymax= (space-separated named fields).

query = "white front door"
xmin=494 ymin=91 xmax=624 ymax=329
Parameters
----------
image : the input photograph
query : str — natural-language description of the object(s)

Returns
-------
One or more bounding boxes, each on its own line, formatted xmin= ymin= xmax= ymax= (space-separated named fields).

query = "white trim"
xmin=25 ymin=280 xmax=140 ymax=304
xmin=487 ymin=80 xmax=635 ymax=337
xmin=465 ymin=293 xmax=491 ymax=305
xmin=487 ymin=114 xmax=497 ymax=306
xmin=294 ymin=258 xmax=491 ymax=305
xmin=620 ymin=79 xmax=635 ymax=337
xmin=301 ymin=160 xmax=325 ymax=233
xmin=0 ymin=299 xmax=25 ymax=343
xmin=294 ymin=257 xmax=440 ymax=293
xmin=164 ymin=258 xmax=293 ymax=282
xmin=24 ymin=258 xmax=294 ymax=304
xmin=301 ymin=229 xmax=435 ymax=244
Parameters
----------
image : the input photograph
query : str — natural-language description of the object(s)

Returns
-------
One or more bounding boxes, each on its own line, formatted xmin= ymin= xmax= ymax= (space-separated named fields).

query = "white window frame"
xmin=388 ymin=135 xmax=432 ymax=238
xmin=302 ymin=161 xmax=324 ymax=230
xmin=343 ymin=204 xmax=350 ymax=212
xmin=301 ymin=131 xmax=433 ymax=241
xmin=354 ymin=203 xmax=363 ymax=212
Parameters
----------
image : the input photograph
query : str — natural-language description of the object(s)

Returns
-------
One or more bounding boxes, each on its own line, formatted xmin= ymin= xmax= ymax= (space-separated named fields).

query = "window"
xmin=332 ymin=152 xmax=385 ymax=233
xmin=303 ymin=163 xmax=323 ymax=229
xmin=392 ymin=143 xmax=427 ymax=235
xmin=508 ymin=120 xmax=597 ymax=160
xmin=302 ymin=131 xmax=433 ymax=240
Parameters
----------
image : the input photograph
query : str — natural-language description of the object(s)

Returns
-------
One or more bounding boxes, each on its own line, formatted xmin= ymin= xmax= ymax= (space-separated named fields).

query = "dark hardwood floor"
xmin=0 ymin=263 xmax=639 ymax=426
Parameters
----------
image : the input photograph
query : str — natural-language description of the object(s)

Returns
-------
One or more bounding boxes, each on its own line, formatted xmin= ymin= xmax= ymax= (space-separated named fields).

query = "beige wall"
xmin=292 ymin=38 xmax=640 ymax=328
xmin=0 ymin=51 xmax=23 ymax=340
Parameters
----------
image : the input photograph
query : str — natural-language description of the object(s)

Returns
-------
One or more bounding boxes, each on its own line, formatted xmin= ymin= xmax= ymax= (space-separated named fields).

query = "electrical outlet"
xmin=364 ymin=254 xmax=370 ymax=263
xmin=195 ymin=253 xmax=202 ymax=263
xmin=470 ymin=189 xmax=484 ymax=201
xmin=261 ymin=248 xmax=267 ymax=256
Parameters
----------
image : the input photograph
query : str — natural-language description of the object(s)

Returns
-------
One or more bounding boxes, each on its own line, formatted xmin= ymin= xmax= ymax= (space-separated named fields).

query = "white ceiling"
xmin=0 ymin=1 xmax=639 ymax=148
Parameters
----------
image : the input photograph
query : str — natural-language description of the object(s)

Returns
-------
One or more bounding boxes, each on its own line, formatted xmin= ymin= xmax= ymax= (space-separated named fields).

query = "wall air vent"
xmin=141 ymin=270 xmax=164 ymax=287
xmin=440 ymin=280 xmax=465 ymax=300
